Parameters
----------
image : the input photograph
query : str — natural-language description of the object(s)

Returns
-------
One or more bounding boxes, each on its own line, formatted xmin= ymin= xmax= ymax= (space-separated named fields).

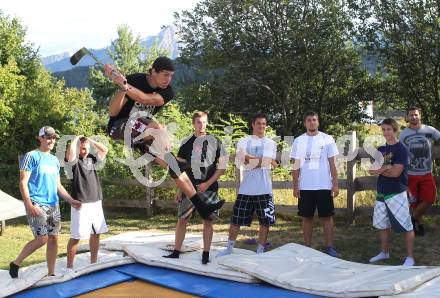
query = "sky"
xmin=1 ymin=0 xmax=199 ymax=57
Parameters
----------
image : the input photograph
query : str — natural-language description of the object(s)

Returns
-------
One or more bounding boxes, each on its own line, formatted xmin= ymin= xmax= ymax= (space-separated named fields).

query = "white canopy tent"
xmin=0 ymin=189 xmax=26 ymax=235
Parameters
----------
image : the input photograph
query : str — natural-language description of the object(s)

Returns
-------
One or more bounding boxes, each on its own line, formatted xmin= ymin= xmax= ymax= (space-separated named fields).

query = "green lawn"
xmin=1 ymin=208 xmax=440 ymax=270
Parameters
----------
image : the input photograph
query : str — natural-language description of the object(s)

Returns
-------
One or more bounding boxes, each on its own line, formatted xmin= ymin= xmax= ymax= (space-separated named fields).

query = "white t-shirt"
xmin=236 ymin=135 xmax=277 ymax=195
xmin=290 ymin=132 xmax=338 ymax=190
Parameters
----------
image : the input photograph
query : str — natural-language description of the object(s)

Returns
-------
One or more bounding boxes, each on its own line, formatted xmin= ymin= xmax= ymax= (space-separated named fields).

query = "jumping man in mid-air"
xmin=104 ymin=57 xmax=224 ymax=219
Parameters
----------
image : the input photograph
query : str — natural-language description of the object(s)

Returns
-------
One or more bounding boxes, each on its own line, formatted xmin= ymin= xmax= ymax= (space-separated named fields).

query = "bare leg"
xmin=173 ymin=172 xmax=197 ymax=198
xmin=143 ymin=126 xmax=224 ymax=217
xmin=14 ymin=236 xmax=48 ymax=265
xmin=174 ymin=218 xmax=189 ymax=251
xmin=216 ymin=224 xmax=240 ymax=257
xmin=369 ymin=229 xmax=391 ymax=263
xmin=302 ymin=217 xmax=314 ymax=246
xmin=203 ymin=220 xmax=214 ymax=252
xmin=257 ymin=225 xmax=269 ymax=246
xmin=67 ymin=238 xmax=80 ymax=268
xmin=142 ymin=122 xmax=197 ymax=199
xmin=89 ymin=234 xmax=100 ymax=264
xmin=320 ymin=217 xmax=334 ymax=247
xmin=379 ymin=229 xmax=391 ymax=253
xmin=412 ymin=201 xmax=432 ymax=222
xmin=46 ymin=235 xmax=58 ymax=275
xmin=201 ymin=220 xmax=214 ymax=264
xmin=405 ymin=231 xmax=415 ymax=258
xmin=153 ymin=157 xmax=197 ymax=198
xmin=229 ymin=224 xmax=240 ymax=241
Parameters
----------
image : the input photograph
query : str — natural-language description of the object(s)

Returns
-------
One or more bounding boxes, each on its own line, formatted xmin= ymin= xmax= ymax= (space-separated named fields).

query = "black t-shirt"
xmin=177 ymin=134 xmax=224 ymax=192
xmin=110 ymin=73 xmax=174 ymax=123
xmin=71 ymin=154 xmax=103 ymax=203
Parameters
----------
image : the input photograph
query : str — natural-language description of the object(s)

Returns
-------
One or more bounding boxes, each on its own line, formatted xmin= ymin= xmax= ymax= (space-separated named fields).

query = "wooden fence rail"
xmin=102 ymin=132 xmax=440 ymax=224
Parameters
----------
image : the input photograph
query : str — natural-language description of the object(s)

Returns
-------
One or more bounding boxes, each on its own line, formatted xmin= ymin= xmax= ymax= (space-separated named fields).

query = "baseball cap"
xmin=38 ymin=126 xmax=60 ymax=138
xmin=152 ymin=56 xmax=174 ymax=72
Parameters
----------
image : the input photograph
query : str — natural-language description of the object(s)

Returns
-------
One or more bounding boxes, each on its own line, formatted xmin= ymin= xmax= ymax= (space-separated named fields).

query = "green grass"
xmin=1 ymin=208 xmax=440 ymax=270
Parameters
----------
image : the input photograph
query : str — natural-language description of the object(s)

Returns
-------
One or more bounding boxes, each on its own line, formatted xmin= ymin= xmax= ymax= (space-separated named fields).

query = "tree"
xmin=355 ymin=0 xmax=439 ymax=126
xmin=0 ymin=12 xmax=98 ymax=195
xmin=175 ymin=0 xmax=375 ymax=135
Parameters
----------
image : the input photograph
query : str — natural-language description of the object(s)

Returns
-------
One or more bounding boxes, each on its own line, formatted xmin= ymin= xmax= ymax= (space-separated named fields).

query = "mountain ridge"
xmin=43 ymin=26 xmax=179 ymax=72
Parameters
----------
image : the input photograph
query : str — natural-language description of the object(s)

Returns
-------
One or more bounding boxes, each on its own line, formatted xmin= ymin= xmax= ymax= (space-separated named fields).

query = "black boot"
xmin=202 ymin=251 xmax=210 ymax=265
xmin=9 ymin=262 xmax=19 ymax=278
xmin=163 ymin=250 xmax=180 ymax=259
xmin=189 ymin=193 xmax=225 ymax=220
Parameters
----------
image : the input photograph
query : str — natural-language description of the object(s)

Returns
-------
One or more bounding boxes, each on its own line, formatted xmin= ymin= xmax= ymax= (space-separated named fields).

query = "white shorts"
xmin=373 ymin=191 xmax=413 ymax=233
xmin=70 ymin=200 xmax=108 ymax=240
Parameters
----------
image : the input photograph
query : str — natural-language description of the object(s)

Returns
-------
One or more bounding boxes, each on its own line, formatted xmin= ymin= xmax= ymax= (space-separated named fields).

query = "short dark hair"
xmin=251 ymin=113 xmax=268 ymax=124
xmin=406 ymin=107 xmax=421 ymax=115
xmin=192 ymin=111 xmax=208 ymax=123
xmin=303 ymin=111 xmax=319 ymax=122
xmin=152 ymin=56 xmax=175 ymax=72
xmin=79 ymin=136 xmax=88 ymax=143
xmin=381 ymin=118 xmax=399 ymax=132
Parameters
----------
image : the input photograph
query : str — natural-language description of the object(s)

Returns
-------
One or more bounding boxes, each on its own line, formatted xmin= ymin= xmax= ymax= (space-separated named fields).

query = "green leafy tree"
xmin=0 ymin=12 xmax=98 ymax=195
xmin=175 ymin=0 xmax=375 ymax=135
xmin=354 ymin=0 xmax=439 ymax=126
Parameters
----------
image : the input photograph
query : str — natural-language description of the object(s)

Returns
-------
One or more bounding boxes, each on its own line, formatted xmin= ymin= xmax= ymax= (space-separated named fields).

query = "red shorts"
xmin=408 ymin=173 xmax=437 ymax=208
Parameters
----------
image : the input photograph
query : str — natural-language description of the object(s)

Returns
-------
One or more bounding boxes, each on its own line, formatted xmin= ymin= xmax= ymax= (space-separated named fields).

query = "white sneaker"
xmin=46 ymin=274 xmax=58 ymax=279
xmin=369 ymin=251 xmax=390 ymax=263
xmin=403 ymin=257 xmax=415 ymax=266
xmin=215 ymin=248 xmax=232 ymax=258
xmin=61 ymin=268 xmax=75 ymax=275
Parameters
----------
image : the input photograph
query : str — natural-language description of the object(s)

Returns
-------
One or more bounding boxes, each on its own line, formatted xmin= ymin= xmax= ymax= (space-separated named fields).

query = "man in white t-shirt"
xmin=217 ymin=113 xmax=278 ymax=257
xmin=291 ymin=111 xmax=340 ymax=257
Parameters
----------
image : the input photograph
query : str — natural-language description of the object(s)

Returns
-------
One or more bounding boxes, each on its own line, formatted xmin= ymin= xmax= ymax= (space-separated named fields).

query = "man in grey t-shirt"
xmin=400 ymin=107 xmax=440 ymax=236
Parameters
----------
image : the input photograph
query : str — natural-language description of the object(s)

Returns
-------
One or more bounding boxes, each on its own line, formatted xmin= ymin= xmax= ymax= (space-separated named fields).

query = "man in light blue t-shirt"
xmin=9 ymin=126 xmax=82 ymax=278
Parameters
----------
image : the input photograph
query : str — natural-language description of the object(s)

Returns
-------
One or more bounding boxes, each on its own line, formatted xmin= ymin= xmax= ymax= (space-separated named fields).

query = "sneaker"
xmin=369 ymin=251 xmax=390 ymax=263
xmin=61 ymin=268 xmax=75 ymax=275
xmin=403 ymin=256 xmax=415 ymax=266
xmin=256 ymin=244 xmax=265 ymax=254
xmin=325 ymin=247 xmax=339 ymax=257
xmin=215 ymin=248 xmax=232 ymax=258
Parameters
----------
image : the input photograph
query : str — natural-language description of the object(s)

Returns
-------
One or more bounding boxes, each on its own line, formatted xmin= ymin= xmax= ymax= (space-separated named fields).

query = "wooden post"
xmin=0 ymin=220 xmax=5 ymax=236
xmin=145 ymin=164 xmax=153 ymax=218
xmin=346 ymin=131 xmax=357 ymax=225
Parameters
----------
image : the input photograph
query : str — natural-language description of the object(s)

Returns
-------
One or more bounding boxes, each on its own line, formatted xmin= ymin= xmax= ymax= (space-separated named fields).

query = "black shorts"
xmin=107 ymin=118 xmax=155 ymax=156
xmin=298 ymin=190 xmax=334 ymax=218
xmin=231 ymin=194 xmax=276 ymax=226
